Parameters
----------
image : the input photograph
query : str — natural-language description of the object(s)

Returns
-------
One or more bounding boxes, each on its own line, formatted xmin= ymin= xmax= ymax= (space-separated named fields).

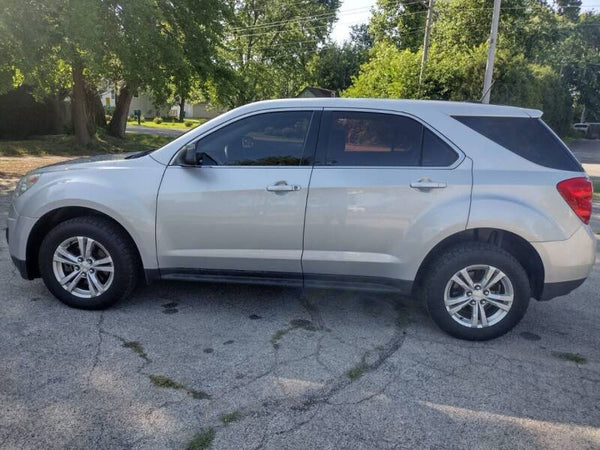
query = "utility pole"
xmin=418 ymin=0 xmax=435 ymax=88
xmin=482 ymin=0 xmax=501 ymax=104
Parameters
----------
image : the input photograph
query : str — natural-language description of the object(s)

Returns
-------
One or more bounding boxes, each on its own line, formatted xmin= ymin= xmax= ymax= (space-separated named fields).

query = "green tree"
xmin=0 ymin=0 xmax=227 ymax=142
xmin=431 ymin=0 xmax=560 ymax=62
xmin=556 ymin=0 xmax=582 ymax=22
xmin=0 ymin=0 xmax=107 ymax=144
xmin=554 ymin=12 xmax=600 ymax=122
xmin=344 ymin=42 xmax=421 ymax=98
xmin=103 ymin=0 xmax=227 ymax=137
xmin=203 ymin=0 xmax=340 ymax=108
xmin=345 ymin=42 xmax=572 ymax=132
xmin=307 ymin=26 xmax=372 ymax=93
xmin=369 ymin=0 xmax=428 ymax=51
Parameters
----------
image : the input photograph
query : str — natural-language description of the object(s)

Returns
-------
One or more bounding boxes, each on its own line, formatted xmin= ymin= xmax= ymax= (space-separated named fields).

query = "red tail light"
xmin=556 ymin=177 xmax=593 ymax=224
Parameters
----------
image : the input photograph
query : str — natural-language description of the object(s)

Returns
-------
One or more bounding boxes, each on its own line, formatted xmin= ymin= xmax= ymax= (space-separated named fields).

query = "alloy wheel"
xmin=52 ymin=236 xmax=114 ymax=299
xmin=443 ymin=264 xmax=514 ymax=328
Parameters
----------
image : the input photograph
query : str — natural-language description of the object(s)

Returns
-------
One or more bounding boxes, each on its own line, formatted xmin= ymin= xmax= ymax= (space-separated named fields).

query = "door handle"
xmin=266 ymin=181 xmax=301 ymax=192
xmin=410 ymin=179 xmax=447 ymax=189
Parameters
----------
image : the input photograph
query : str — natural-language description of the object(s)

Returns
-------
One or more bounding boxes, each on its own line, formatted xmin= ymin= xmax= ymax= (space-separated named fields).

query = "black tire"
xmin=39 ymin=216 xmax=140 ymax=310
xmin=423 ymin=242 xmax=530 ymax=341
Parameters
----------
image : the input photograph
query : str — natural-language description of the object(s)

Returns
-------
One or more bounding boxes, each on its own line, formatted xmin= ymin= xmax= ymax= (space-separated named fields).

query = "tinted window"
xmin=324 ymin=112 xmax=423 ymax=166
xmin=453 ymin=116 xmax=582 ymax=171
xmin=422 ymin=129 xmax=459 ymax=166
xmin=197 ymin=111 xmax=313 ymax=166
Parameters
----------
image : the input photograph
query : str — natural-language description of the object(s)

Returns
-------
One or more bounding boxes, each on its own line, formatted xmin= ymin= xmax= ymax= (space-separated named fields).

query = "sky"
xmin=331 ymin=0 xmax=600 ymax=43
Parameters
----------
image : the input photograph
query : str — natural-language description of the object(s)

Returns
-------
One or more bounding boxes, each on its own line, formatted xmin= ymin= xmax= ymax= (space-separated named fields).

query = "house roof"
xmin=297 ymin=86 xmax=338 ymax=98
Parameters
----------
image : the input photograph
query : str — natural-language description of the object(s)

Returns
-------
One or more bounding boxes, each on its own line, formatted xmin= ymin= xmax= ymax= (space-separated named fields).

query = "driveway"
xmin=0 ymin=143 xmax=599 ymax=449
xmin=570 ymin=139 xmax=600 ymax=165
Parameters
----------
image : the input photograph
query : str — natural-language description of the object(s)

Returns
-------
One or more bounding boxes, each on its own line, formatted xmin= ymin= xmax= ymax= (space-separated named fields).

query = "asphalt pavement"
xmin=0 ymin=140 xmax=599 ymax=449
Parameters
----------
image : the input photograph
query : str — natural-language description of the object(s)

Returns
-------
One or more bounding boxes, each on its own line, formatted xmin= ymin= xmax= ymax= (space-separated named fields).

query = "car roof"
xmin=236 ymin=98 xmax=542 ymax=118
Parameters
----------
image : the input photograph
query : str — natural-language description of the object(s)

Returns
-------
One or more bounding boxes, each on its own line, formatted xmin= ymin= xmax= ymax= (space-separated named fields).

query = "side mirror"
xmin=183 ymin=143 xmax=198 ymax=166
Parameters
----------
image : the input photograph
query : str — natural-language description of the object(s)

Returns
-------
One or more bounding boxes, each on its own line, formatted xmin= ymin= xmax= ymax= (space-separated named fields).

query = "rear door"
xmin=302 ymin=109 xmax=472 ymax=288
xmin=156 ymin=109 xmax=320 ymax=277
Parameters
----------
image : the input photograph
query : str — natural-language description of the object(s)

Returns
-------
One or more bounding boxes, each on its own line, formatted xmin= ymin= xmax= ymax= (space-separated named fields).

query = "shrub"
xmin=153 ymin=117 xmax=163 ymax=124
xmin=105 ymin=115 xmax=112 ymax=123
xmin=185 ymin=120 xmax=194 ymax=127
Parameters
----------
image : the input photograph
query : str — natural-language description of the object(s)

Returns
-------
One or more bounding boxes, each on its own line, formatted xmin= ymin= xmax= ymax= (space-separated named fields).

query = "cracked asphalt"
xmin=1 ymin=144 xmax=600 ymax=449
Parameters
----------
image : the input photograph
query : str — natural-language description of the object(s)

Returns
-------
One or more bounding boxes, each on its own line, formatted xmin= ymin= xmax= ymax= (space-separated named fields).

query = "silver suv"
xmin=7 ymin=99 xmax=596 ymax=340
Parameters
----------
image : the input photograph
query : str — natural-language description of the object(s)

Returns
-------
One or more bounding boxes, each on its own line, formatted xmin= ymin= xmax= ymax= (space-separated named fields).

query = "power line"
xmin=230 ymin=3 xmax=600 ymax=36
xmin=230 ymin=0 xmax=433 ymax=33
xmin=231 ymin=9 xmax=433 ymax=38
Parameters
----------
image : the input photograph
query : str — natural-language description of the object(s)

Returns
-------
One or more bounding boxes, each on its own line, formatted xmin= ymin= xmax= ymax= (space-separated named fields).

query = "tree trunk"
xmin=108 ymin=84 xmax=134 ymax=138
xmin=71 ymin=63 xmax=91 ymax=146
xmin=178 ymin=96 xmax=185 ymax=122
xmin=47 ymin=93 xmax=63 ymax=134
xmin=85 ymin=83 xmax=106 ymax=131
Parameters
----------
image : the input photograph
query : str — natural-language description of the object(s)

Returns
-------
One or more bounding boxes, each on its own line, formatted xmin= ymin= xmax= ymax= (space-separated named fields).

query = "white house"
xmin=99 ymin=83 xmax=224 ymax=119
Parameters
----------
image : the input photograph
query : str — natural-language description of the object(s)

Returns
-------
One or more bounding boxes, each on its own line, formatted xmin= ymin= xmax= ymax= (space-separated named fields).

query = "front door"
xmin=302 ymin=109 xmax=473 ymax=288
xmin=156 ymin=109 xmax=320 ymax=277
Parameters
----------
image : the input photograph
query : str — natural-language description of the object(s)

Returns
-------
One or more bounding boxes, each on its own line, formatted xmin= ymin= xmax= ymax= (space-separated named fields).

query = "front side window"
xmin=321 ymin=111 xmax=458 ymax=167
xmin=195 ymin=111 xmax=313 ymax=166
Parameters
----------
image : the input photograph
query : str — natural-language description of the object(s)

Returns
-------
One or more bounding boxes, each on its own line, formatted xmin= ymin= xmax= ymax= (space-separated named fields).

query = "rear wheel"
xmin=39 ymin=216 xmax=139 ymax=310
xmin=423 ymin=242 xmax=530 ymax=340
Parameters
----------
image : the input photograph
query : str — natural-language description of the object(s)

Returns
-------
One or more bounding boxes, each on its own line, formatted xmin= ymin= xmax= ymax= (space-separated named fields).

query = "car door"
xmin=302 ymin=109 xmax=472 ymax=289
xmin=156 ymin=109 xmax=320 ymax=279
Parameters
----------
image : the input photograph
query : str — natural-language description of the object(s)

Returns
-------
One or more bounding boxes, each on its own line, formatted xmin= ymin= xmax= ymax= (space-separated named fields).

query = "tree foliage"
xmin=346 ymin=0 xmax=599 ymax=132
xmin=369 ymin=0 xmax=428 ymax=51
xmin=0 ymin=0 xmax=227 ymax=142
xmin=202 ymin=0 xmax=340 ymax=108
xmin=306 ymin=25 xmax=372 ymax=93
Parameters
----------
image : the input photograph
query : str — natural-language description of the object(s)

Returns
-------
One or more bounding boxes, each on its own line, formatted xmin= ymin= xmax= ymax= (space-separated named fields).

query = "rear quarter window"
xmin=452 ymin=116 xmax=582 ymax=172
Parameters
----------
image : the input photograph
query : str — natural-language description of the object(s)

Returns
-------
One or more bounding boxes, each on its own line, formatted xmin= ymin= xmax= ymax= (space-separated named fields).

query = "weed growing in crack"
xmin=186 ymin=427 xmax=215 ymax=450
xmin=149 ymin=375 xmax=211 ymax=400
xmin=188 ymin=389 xmax=211 ymax=400
xmin=122 ymin=341 xmax=150 ymax=361
xmin=270 ymin=318 xmax=318 ymax=349
xmin=347 ymin=361 xmax=370 ymax=381
xmin=552 ymin=351 xmax=587 ymax=364
xmin=289 ymin=319 xmax=318 ymax=331
xmin=270 ymin=329 xmax=288 ymax=349
xmin=219 ymin=411 xmax=242 ymax=425
xmin=149 ymin=375 xmax=185 ymax=390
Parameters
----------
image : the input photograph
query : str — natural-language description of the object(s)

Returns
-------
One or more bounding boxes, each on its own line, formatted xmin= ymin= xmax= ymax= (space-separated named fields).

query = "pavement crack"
xmin=85 ymin=312 xmax=105 ymax=390
xmin=299 ymin=293 xmax=326 ymax=330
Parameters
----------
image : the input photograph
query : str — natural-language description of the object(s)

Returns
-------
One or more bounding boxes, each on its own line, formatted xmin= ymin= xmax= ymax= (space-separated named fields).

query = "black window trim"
xmin=171 ymin=107 xmax=323 ymax=168
xmin=314 ymin=107 xmax=464 ymax=169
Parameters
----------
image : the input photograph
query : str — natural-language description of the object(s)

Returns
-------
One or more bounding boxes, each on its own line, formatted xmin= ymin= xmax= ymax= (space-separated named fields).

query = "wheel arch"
xmin=26 ymin=206 xmax=145 ymax=281
xmin=413 ymin=228 xmax=545 ymax=300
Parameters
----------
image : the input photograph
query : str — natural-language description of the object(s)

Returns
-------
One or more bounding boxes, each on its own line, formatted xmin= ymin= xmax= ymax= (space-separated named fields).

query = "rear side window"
xmin=453 ymin=116 xmax=582 ymax=171
xmin=422 ymin=129 xmax=458 ymax=167
xmin=320 ymin=111 xmax=458 ymax=167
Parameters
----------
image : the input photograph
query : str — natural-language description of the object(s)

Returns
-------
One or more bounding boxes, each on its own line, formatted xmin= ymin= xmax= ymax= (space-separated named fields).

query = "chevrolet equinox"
xmin=7 ymin=99 xmax=596 ymax=340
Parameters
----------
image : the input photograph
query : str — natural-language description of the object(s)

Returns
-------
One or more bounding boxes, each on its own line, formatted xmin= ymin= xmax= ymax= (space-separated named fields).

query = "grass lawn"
xmin=0 ymin=131 xmax=174 ymax=157
xmin=128 ymin=118 xmax=207 ymax=130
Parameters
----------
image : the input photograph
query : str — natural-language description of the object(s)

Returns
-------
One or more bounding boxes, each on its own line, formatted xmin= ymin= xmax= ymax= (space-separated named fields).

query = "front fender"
xmin=18 ymin=163 xmax=165 ymax=269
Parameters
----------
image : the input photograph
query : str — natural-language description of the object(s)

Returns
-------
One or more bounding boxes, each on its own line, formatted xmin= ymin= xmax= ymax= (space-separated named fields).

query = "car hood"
xmin=30 ymin=151 xmax=149 ymax=174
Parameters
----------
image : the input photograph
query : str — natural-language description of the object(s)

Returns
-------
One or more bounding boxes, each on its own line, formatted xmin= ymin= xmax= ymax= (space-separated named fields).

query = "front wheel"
xmin=39 ymin=216 xmax=140 ymax=310
xmin=423 ymin=242 xmax=530 ymax=340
